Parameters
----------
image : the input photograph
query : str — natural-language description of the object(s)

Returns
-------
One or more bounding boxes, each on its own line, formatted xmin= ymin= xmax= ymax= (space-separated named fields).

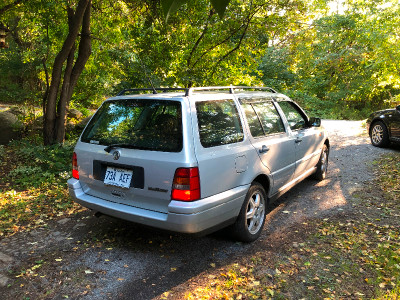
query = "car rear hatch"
xmin=74 ymin=96 xmax=196 ymax=214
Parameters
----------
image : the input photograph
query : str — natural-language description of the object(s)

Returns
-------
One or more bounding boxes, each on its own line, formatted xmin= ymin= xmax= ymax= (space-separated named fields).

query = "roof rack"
xmin=116 ymin=86 xmax=278 ymax=97
xmin=117 ymin=88 xmax=188 ymax=96
xmin=186 ymin=86 xmax=277 ymax=96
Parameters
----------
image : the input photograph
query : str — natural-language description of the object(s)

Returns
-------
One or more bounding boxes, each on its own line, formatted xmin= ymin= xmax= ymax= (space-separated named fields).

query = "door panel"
xmin=294 ymin=128 xmax=322 ymax=176
xmin=251 ymin=134 xmax=296 ymax=194
xmin=391 ymin=109 xmax=400 ymax=138
xmin=241 ymin=101 xmax=296 ymax=194
xmin=277 ymin=101 xmax=321 ymax=177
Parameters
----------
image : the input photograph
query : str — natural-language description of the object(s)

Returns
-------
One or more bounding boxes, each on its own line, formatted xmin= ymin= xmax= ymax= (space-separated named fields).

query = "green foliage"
xmin=1 ymin=0 xmax=400 ymax=122
xmin=259 ymin=1 xmax=400 ymax=119
xmin=0 ymin=135 xmax=80 ymax=236
xmin=7 ymin=137 xmax=75 ymax=189
xmin=258 ymin=47 xmax=296 ymax=91
xmin=161 ymin=0 xmax=230 ymax=20
xmin=1 ymin=0 xmax=310 ymax=111
xmin=0 ymin=145 xmax=5 ymax=160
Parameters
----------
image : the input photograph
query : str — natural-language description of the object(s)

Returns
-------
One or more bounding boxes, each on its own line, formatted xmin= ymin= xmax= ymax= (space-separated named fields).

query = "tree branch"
xmin=210 ymin=11 xmax=254 ymax=77
xmin=191 ymin=22 xmax=246 ymax=69
xmin=0 ymin=0 xmax=23 ymax=16
xmin=187 ymin=9 xmax=215 ymax=69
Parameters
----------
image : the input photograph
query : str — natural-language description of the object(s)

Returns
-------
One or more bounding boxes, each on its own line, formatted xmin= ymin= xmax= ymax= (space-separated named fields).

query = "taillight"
xmin=72 ymin=152 xmax=79 ymax=179
xmin=171 ymin=167 xmax=200 ymax=201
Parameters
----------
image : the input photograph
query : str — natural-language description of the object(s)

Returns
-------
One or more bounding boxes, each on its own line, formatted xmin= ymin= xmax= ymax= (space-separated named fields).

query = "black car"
xmin=366 ymin=105 xmax=400 ymax=147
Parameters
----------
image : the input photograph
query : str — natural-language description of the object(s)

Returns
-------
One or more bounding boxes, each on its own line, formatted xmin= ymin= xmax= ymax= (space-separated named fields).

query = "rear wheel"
xmin=313 ymin=144 xmax=329 ymax=181
xmin=232 ymin=182 xmax=267 ymax=242
xmin=370 ymin=121 xmax=390 ymax=148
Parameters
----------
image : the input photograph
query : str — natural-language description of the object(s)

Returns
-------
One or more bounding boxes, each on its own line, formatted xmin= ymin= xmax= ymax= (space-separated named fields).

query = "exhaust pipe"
xmin=94 ymin=211 xmax=103 ymax=218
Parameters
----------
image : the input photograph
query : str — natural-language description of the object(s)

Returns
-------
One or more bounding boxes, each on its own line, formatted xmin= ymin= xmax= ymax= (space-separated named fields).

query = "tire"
xmin=370 ymin=121 xmax=390 ymax=148
xmin=313 ymin=144 xmax=329 ymax=181
xmin=231 ymin=182 xmax=267 ymax=242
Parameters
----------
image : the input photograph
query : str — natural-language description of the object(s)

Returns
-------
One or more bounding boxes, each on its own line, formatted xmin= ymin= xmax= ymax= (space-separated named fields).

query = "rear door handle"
xmin=259 ymin=145 xmax=270 ymax=153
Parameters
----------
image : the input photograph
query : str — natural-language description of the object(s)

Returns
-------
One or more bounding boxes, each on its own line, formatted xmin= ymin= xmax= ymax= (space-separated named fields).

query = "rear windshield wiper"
xmin=104 ymin=144 xmax=139 ymax=153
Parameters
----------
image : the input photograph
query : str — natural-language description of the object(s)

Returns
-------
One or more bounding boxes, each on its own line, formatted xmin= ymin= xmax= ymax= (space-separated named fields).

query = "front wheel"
xmin=231 ymin=182 xmax=267 ymax=243
xmin=313 ymin=144 xmax=329 ymax=181
xmin=370 ymin=121 xmax=390 ymax=148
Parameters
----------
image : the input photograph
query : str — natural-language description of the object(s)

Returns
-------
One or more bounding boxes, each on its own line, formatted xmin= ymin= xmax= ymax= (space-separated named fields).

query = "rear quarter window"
xmin=196 ymin=99 xmax=244 ymax=148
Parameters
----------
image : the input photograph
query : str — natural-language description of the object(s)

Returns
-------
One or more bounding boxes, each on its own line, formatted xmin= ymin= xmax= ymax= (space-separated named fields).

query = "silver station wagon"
xmin=68 ymin=87 xmax=329 ymax=242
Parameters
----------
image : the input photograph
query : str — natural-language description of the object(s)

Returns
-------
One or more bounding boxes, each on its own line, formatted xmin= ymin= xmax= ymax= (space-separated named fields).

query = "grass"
xmin=172 ymin=153 xmax=400 ymax=299
xmin=0 ymin=135 xmax=83 ymax=237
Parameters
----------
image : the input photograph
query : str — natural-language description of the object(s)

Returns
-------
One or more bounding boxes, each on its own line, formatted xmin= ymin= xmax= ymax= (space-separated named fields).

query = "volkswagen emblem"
xmin=113 ymin=150 xmax=121 ymax=160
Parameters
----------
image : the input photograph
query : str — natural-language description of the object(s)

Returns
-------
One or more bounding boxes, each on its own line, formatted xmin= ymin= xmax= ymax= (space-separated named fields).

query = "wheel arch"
xmin=252 ymin=174 xmax=270 ymax=201
xmin=324 ymin=138 xmax=330 ymax=150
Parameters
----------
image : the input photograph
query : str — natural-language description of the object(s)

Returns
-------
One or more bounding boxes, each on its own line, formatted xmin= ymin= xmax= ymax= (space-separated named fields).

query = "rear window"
xmin=81 ymin=99 xmax=182 ymax=152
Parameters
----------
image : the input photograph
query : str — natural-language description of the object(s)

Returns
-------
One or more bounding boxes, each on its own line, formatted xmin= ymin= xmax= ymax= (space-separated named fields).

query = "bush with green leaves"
xmin=7 ymin=137 xmax=75 ymax=189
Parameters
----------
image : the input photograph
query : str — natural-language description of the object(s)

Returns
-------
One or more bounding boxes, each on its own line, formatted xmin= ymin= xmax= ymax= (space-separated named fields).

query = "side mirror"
xmin=309 ymin=117 xmax=321 ymax=127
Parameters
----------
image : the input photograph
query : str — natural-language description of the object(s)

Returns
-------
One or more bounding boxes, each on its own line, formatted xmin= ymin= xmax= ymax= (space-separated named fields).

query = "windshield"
xmin=81 ymin=99 xmax=182 ymax=152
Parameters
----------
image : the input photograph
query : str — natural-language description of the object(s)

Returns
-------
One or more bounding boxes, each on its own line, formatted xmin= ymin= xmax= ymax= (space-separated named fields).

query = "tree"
xmin=258 ymin=0 xmax=400 ymax=118
xmin=43 ymin=0 xmax=92 ymax=145
xmin=1 ymin=0 xmax=311 ymax=144
xmin=42 ymin=0 xmax=232 ymax=145
xmin=161 ymin=0 xmax=231 ymax=20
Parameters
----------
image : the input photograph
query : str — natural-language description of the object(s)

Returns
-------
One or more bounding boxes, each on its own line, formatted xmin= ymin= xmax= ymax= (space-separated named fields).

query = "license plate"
xmin=104 ymin=166 xmax=133 ymax=189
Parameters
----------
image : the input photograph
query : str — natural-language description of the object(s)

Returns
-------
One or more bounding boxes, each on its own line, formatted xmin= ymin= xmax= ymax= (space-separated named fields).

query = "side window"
xmin=252 ymin=102 xmax=285 ymax=135
xmin=242 ymin=104 xmax=264 ymax=137
xmin=196 ymin=100 xmax=244 ymax=148
xmin=242 ymin=101 xmax=285 ymax=136
xmin=278 ymin=101 xmax=307 ymax=131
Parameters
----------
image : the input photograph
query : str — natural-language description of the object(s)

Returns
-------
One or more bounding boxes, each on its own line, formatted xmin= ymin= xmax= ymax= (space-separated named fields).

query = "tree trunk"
xmin=43 ymin=0 xmax=91 ymax=145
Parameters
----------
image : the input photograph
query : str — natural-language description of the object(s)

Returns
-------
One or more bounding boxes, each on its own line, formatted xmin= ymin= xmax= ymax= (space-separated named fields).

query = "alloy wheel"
xmin=371 ymin=124 xmax=384 ymax=145
xmin=246 ymin=191 xmax=265 ymax=235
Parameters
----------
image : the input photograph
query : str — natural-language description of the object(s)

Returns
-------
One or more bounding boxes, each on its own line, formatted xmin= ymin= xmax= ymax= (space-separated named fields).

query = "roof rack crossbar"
xmin=117 ymin=88 xmax=189 ymax=96
xmin=185 ymin=86 xmax=277 ymax=96
xmin=117 ymin=86 xmax=278 ymax=97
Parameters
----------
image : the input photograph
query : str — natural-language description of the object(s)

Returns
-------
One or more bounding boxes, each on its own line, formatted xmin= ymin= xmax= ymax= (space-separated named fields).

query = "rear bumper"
xmin=67 ymin=178 xmax=248 ymax=234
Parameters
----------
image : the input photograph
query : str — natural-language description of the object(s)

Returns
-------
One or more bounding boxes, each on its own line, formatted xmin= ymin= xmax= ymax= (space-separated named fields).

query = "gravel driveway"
xmin=0 ymin=120 xmax=399 ymax=299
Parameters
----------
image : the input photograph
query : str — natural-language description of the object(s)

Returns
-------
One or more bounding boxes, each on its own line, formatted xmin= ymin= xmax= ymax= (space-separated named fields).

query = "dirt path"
xmin=0 ymin=120 xmax=398 ymax=299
